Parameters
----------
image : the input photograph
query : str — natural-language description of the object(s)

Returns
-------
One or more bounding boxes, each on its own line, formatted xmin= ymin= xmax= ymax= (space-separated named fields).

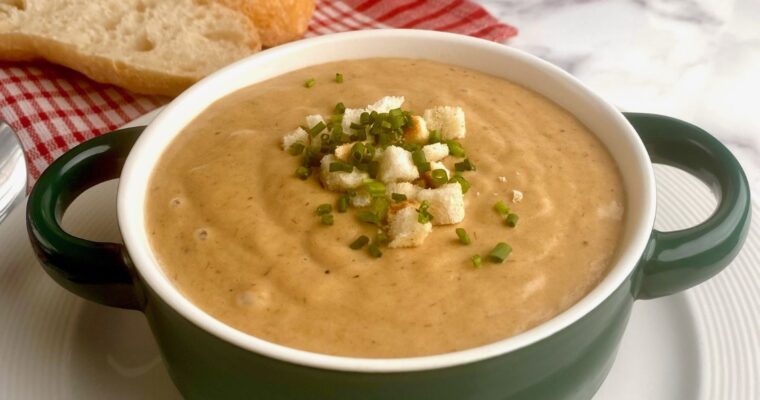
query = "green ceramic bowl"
xmin=26 ymin=30 xmax=750 ymax=399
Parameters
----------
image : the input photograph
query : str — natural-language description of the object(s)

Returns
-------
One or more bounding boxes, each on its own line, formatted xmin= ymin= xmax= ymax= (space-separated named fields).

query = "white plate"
xmin=1 ymin=109 xmax=757 ymax=399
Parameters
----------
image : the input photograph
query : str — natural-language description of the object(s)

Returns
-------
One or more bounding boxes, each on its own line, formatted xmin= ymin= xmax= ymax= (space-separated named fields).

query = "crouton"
xmin=367 ymin=96 xmax=405 ymax=113
xmin=341 ymin=108 xmax=365 ymax=134
xmin=377 ymin=145 xmax=419 ymax=183
xmin=422 ymin=142 xmax=449 ymax=162
xmin=416 ymin=183 xmax=465 ymax=225
xmin=423 ymin=106 xmax=466 ymax=140
xmin=282 ymin=127 xmax=308 ymax=151
xmin=305 ymin=114 xmax=325 ymax=129
xmin=334 ymin=143 xmax=352 ymax=161
xmin=388 ymin=203 xmax=432 ymax=248
xmin=319 ymin=155 xmax=369 ymax=191
xmin=403 ymin=115 xmax=429 ymax=144
xmin=386 ymin=182 xmax=421 ymax=200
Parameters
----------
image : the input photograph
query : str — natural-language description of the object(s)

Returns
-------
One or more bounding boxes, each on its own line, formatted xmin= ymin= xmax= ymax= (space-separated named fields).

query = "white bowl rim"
xmin=118 ymin=29 xmax=656 ymax=373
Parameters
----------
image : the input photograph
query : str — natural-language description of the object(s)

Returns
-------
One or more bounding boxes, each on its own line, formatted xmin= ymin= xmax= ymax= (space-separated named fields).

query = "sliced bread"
xmin=0 ymin=0 xmax=262 ymax=96
xmin=217 ymin=0 xmax=315 ymax=47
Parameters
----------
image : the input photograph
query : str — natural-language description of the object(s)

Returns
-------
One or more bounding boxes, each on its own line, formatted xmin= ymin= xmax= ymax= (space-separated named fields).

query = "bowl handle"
xmin=26 ymin=127 xmax=146 ymax=310
xmin=625 ymin=113 xmax=751 ymax=299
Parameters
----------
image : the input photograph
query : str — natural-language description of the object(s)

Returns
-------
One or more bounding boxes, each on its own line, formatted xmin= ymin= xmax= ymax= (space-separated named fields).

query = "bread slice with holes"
xmin=0 ymin=0 xmax=262 ymax=96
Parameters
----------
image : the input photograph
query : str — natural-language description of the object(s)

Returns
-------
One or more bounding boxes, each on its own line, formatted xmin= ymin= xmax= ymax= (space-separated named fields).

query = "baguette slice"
xmin=0 ymin=0 xmax=262 ymax=96
xmin=217 ymin=0 xmax=315 ymax=46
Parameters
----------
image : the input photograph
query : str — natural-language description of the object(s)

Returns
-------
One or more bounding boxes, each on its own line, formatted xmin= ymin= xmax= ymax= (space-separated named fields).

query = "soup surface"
xmin=146 ymin=58 xmax=625 ymax=357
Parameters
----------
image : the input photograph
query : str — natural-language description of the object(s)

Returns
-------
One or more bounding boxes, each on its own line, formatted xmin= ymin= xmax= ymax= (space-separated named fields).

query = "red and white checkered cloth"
xmin=0 ymin=0 xmax=516 ymax=182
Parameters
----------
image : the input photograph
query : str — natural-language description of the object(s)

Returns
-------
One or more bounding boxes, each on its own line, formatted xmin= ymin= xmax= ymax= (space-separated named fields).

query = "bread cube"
xmin=403 ymin=115 xmax=429 ymax=144
xmin=388 ymin=204 xmax=432 ymax=248
xmin=423 ymin=106 xmax=466 ymax=140
xmin=341 ymin=108 xmax=365 ymax=134
xmin=319 ymin=155 xmax=369 ymax=191
xmin=334 ymin=143 xmax=352 ymax=161
xmin=416 ymin=183 xmax=465 ymax=225
xmin=377 ymin=145 xmax=419 ymax=183
xmin=282 ymin=127 xmax=308 ymax=151
xmin=422 ymin=142 xmax=449 ymax=162
xmin=367 ymin=96 xmax=405 ymax=113
xmin=386 ymin=182 xmax=421 ymax=200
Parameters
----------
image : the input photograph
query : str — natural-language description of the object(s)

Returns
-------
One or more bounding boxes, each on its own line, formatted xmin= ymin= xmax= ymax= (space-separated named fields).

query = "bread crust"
xmin=218 ymin=0 xmax=316 ymax=46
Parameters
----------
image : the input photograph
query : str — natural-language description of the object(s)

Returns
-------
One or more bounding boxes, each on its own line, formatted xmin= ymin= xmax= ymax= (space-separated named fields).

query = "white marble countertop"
xmin=478 ymin=0 xmax=760 ymax=199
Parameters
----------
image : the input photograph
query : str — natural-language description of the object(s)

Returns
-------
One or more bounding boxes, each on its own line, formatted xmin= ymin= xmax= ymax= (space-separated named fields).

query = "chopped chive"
xmin=364 ymin=181 xmax=386 ymax=197
xmin=320 ymin=214 xmax=334 ymax=225
xmin=316 ymin=204 xmax=333 ymax=215
xmin=368 ymin=161 xmax=380 ymax=179
xmin=358 ymin=210 xmax=380 ymax=225
xmin=505 ymin=213 xmax=519 ymax=227
xmin=446 ymin=141 xmax=466 ymax=157
xmin=295 ymin=166 xmax=311 ymax=180
xmin=428 ymin=129 xmax=442 ymax=144
xmin=329 ymin=161 xmax=353 ymax=173
xmin=334 ymin=102 xmax=346 ymax=114
xmin=350 ymin=235 xmax=369 ymax=249
xmin=360 ymin=112 xmax=371 ymax=124
xmin=375 ymin=232 xmax=389 ymax=246
xmin=471 ymin=254 xmax=482 ymax=268
xmin=448 ymin=174 xmax=470 ymax=193
xmin=351 ymin=142 xmax=366 ymax=164
xmin=401 ymin=142 xmax=421 ymax=152
xmin=337 ymin=194 xmax=349 ymax=213
xmin=391 ymin=193 xmax=407 ymax=203
xmin=370 ymin=197 xmax=389 ymax=221
xmin=380 ymin=120 xmax=392 ymax=129
xmin=367 ymin=243 xmax=382 ymax=258
xmin=304 ymin=78 xmax=316 ymax=88
xmin=431 ymin=169 xmax=449 ymax=186
xmin=288 ymin=142 xmax=305 ymax=156
xmin=417 ymin=162 xmax=431 ymax=173
xmin=488 ymin=242 xmax=512 ymax=263
xmin=455 ymin=158 xmax=476 ymax=172
xmin=309 ymin=121 xmax=326 ymax=137
xmin=417 ymin=200 xmax=434 ymax=223
xmin=350 ymin=122 xmax=364 ymax=131
xmin=455 ymin=228 xmax=471 ymax=245
xmin=412 ymin=149 xmax=427 ymax=166
xmin=335 ymin=73 xmax=344 ymax=83
xmin=494 ymin=200 xmax=510 ymax=215
xmin=320 ymin=132 xmax=330 ymax=144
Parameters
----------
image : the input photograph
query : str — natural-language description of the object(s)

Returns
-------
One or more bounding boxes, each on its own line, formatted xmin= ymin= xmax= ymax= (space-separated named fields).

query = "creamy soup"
xmin=146 ymin=58 xmax=625 ymax=358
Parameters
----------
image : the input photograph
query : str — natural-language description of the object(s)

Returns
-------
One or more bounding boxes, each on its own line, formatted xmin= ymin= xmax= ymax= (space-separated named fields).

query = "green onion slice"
xmin=336 ymin=194 xmax=349 ymax=213
xmin=455 ymin=158 xmax=476 ymax=172
xmin=367 ymin=243 xmax=382 ymax=258
xmin=316 ymin=204 xmax=332 ymax=215
xmin=428 ymin=129 xmax=442 ymax=144
xmin=288 ymin=142 xmax=305 ymax=156
xmin=364 ymin=180 xmax=386 ymax=197
xmin=455 ymin=228 xmax=471 ymax=245
xmin=357 ymin=210 xmax=381 ymax=225
xmin=431 ymin=169 xmax=449 ymax=186
xmin=295 ymin=166 xmax=311 ymax=180
xmin=506 ymin=213 xmax=519 ymax=227
xmin=391 ymin=193 xmax=407 ymax=203
xmin=448 ymin=174 xmax=470 ymax=193
xmin=494 ymin=200 xmax=510 ymax=215
xmin=334 ymin=102 xmax=346 ymax=114
xmin=320 ymin=214 xmax=334 ymax=225
xmin=417 ymin=200 xmax=434 ymax=223
xmin=446 ymin=140 xmax=466 ymax=157
xmin=304 ymin=78 xmax=316 ymax=88
xmin=488 ymin=242 xmax=512 ymax=263
xmin=350 ymin=235 xmax=369 ymax=250
xmin=335 ymin=73 xmax=344 ymax=83
xmin=471 ymin=254 xmax=482 ymax=268
xmin=329 ymin=161 xmax=353 ymax=173
xmin=309 ymin=121 xmax=326 ymax=137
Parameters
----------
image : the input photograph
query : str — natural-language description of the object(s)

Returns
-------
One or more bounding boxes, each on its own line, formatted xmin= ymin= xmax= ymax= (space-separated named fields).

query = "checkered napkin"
xmin=0 ymin=0 xmax=516 ymax=182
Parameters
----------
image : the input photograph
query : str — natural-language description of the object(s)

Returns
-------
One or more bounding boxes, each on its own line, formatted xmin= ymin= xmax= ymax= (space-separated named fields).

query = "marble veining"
xmin=478 ymin=0 xmax=760 ymax=197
